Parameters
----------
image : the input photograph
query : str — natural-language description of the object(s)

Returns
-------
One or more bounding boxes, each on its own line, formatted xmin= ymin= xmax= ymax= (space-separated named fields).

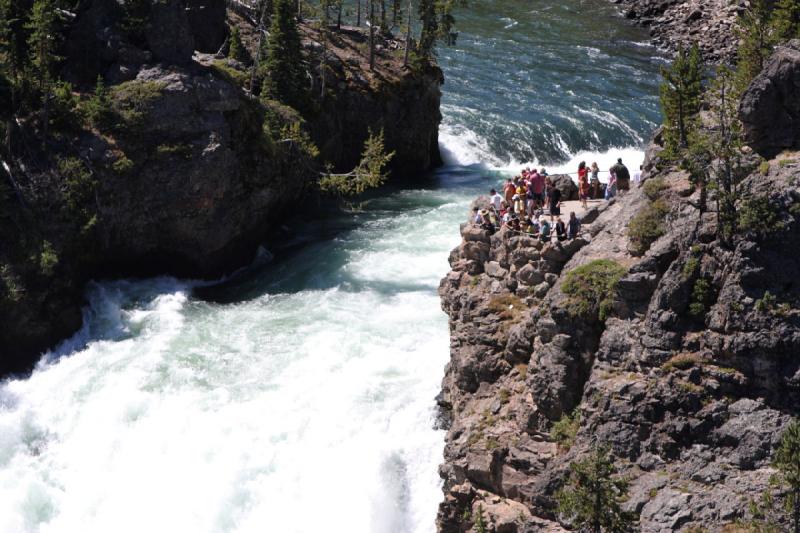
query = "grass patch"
xmin=759 ymin=160 xmax=770 ymax=175
xmin=561 ymin=259 xmax=626 ymax=322
xmin=515 ymin=363 xmax=528 ymax=379
xmin=156 ymin=143 xmax=192 ymax=159
xmin=211 ymin=60 xmax=249 ymax=87
xmin=111 ymin=80 xmax=168 ymax=127
xmin=662 ymin=353 xmax=702 ymax=372
xmin=628 ymin=198 xmax=669 ymax=255
xmin=642 ymin=177 xmax=667 ymax=200
xmin=551 ymin=409 xmax=580 ymax=450
xmin=487 ymin=294 xmax=527 ymax=321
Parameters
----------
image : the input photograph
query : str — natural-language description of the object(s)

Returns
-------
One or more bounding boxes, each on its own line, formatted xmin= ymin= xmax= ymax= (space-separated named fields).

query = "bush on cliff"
xmin=774 ymin=419 xmax=800 ymax=533
xmin=628 ymin=199 xmax=669 ymax=256
xmin=561 ymin=259 xmax=626 ymax=323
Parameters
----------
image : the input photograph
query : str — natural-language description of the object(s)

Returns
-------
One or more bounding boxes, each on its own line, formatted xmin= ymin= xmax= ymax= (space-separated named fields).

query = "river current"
xmin=0 ymin=1 xmax=664 ymax=531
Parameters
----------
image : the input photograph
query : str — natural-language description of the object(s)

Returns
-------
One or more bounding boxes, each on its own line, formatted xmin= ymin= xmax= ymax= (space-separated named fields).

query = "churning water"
xmin=0 ymin=1 xmax=664 ymax=531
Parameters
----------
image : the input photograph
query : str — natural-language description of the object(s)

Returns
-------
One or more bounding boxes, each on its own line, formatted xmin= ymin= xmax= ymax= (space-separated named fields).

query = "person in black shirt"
xmin=610 ymin=158 xmax=631 ymax=191
xmin=548 ymin=179 xmax=562 ymax=222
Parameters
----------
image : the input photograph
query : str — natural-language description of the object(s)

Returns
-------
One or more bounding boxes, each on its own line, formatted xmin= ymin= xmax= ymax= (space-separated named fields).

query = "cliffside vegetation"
xmin=0 ymin=0 xmax=450 ymax=375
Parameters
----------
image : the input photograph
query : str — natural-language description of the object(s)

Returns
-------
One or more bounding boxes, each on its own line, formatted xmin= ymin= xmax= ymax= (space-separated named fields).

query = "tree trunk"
xmin=392 ymin=0 xmax=399 ymax=29
xmin=336 ymin=2 xmax=342 ymax=30
xmin=403 ymin=0 xmax=411 ymax=66
xmin=357 ymin=0 xmax=361 ymax=26
xmin=380 ymin=0 xmax=386 ymax=30
xmin=369 ymin=0 xmax=375 ymax=70
xmin=794 ymin=488 xmax=800 ymax=533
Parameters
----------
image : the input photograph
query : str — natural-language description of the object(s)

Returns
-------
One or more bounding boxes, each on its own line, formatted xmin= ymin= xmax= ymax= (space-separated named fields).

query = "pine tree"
xmin=228 ymin=25 xmax=247 ymax=63
xmin=0 ymin=0 xmax=28 ymax=83
xmin=772 ymin=0 xmax=800 ymax=41
xmin=319 ymin=128 xmax=395 ymax=196
xmin=556 ymin=446 xmax=635 ymax=533
xmin=262 ymin=0 xmax=309 ymax=113
xmin=775 ymin=419 xmax=800 ymax=533
xmin=659 ymin=43 xmax=704 ymax=156
xmin=735 ymin=0 xmax=777 ymax=91
xmin=26 ymin=0 xmax=62 ymax=143
xmin=417 ymin=0 xmax=438 ymax=58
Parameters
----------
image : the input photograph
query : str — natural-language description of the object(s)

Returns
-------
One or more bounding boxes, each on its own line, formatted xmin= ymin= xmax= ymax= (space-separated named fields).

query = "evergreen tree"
xmin=556 ymin=446 xmax=635 ymax=533
xmin=228 ymin=26 xmax=248 ymax=63
xmin=319 ymin=128 xmax=395 ymax=196
xmin=775 ymin=419 xmax=800 ymax=533
xmin=262 ymin=0 xmax=309 ymax=112
xmin=417 ymin=0 xmax=438 ymax=58
xmin=735 ymin=0 xmax=777 ymax=91
xmin=659 ymin=43 xmax=704 ymax=156
xmin=0 ymin=0 xmax=29 ymax=83
xmin=772 ymin=0 xmax=800 ymax=41
xmin=26 ymin=0 xmax=61 ymax=92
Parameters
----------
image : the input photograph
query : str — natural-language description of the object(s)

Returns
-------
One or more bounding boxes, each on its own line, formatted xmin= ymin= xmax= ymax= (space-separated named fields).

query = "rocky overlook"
xmin=0 ymin=0 xmax=442 ymax=376
xmin=436 ymin=42 xmax=800 ymax=532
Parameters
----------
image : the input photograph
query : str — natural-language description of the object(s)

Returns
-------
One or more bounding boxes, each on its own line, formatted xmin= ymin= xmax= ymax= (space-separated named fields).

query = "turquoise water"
xmin=0 ymin=3 xmax=663 ymax=532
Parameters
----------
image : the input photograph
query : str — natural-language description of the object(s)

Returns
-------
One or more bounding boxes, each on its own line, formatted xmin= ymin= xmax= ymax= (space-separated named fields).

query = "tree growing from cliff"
xmin=263 ymin=0 xmax=310 ymax=113
xmin=319 ymin=128 xmax=395 ymax=196
xmin=775 ymin=419 xmax=800 ymax=533
xmin=417 ymin=0 xmax=438 ymax=58
xmin=556 ymin=446 xmax=634 ymax=533
xmin=26 ymin=0 xmax=63 ymax=142
xmin=735 ymin=0 xmax=778 ymax=92
xmin=659 ymin=43 xmax=704 ymax=157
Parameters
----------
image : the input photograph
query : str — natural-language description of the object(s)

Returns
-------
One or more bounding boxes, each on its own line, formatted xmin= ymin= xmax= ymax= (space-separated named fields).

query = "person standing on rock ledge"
xmin=547 ymin=178 xmax=561 ymax=222
xmin=490 ymin=188 xmax=503 ymax=211
xmin=611 ymin=158 xmax=631 ymax=192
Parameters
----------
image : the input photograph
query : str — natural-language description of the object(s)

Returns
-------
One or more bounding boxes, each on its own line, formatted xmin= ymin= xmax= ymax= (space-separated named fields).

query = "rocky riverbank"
xmin=0 ymin=0 xmax=442 ymax=376
xmin=609 ymin=0 xmax=743 ymax=63
xmin=436 ymin=42 xmax=800 ymax=532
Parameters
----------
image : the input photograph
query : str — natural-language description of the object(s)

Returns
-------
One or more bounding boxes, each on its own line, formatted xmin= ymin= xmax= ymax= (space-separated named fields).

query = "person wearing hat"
xmin=539 ymin=215 xmax=551 ymax=243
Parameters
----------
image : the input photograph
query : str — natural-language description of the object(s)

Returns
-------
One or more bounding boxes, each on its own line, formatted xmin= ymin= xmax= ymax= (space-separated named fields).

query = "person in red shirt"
xmin=577 ymin=161 xmax=590 ymax=209
xmin=529 ymin=170 xmax=545 ymax=209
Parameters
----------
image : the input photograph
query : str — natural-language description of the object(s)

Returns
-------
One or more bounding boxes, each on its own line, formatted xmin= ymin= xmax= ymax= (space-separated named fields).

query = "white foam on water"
xmin=0 ymin=190 xmax=469 ymax=533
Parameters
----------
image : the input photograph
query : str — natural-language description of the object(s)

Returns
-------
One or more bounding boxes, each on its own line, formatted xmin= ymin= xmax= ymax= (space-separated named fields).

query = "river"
xmin=0 ymin=1 xmax=663 ymax=531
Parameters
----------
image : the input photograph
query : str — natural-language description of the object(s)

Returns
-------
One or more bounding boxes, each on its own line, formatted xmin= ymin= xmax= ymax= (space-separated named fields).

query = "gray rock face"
xmin=437 ymin=138 xmax=800 ymax=531
xmin=185 ymin=0 xmax=228 ymax=53
xmin=740 ymin=40 xmax=800 ymax=159
xmin=146 ymin=0 xmax=195 ymax=64
xmin=609 ymin=0 xmax=741 ymax=63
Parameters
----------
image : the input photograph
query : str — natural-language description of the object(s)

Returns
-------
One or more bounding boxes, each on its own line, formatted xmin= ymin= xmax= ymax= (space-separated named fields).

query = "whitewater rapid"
xmin=0 ymin=0 xmax=665 ymax=530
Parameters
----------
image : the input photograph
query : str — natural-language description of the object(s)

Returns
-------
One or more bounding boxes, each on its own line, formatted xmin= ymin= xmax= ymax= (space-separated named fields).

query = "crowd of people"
xmin=471 ymin=158 xmax=640 ymax=243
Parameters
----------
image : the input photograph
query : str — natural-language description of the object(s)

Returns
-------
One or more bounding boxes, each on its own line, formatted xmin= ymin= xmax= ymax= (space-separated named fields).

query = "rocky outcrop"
xmin=0 ymin=2 xmax=443 ymax=377
xmin=609 ymin=0 xmax=742 ymax=63
xmin=437 ymin=138 xmax=800 ymax=531
xmin=740 ymin=40 xmax=800 ymax=159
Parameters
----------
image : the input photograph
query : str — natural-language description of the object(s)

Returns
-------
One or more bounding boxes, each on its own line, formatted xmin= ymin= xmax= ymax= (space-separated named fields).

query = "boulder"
xmin=146 ymin=0 xmax=195 ymax=64
xmin=740 ymin=40 xmax=800 ymax=158
xmin=548 ymin=173 xmax=579 ymax=201
xmin=185 ymin=0 xmax=228 ymax=53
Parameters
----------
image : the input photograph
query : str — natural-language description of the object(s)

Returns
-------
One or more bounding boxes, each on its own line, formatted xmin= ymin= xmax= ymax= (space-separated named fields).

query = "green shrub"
xmin=643 ymin=177 xmax=668 ymax=201
xmin=38 ymin=240 xmax=58 ymax=276
xmin=50 ymin=81 xmax=83 ymax=132
xmin=755 ymin=291 xmax=778 ymax=313
xmin=58 ymin=157 xmax=96 ymax=212
xmin=628 ymin=198 xmax=669 ymax=255
xmin=0 ymin=264 xmax=23 ymax=302
xmin=112 ymin=155 xmax=134 ymax=174
xmin=689 ymin=277 xmax=712 ymax=318
xmin=683 ymin=256 xmax=700 ymax=279
xmin=759 ymin=161 xmax=771 ymax=175
xmin=738 ymin=195 xmax=783 ymax=237
xmin=561 ymin=259 xmax=626 ymax=322
xmin=82 ymin=75 xmax=113 ymax=129
xmin=228 ymin=25 xmax=248 ymax=63
xmin=551 ymin=409 xmax=580 ymax=450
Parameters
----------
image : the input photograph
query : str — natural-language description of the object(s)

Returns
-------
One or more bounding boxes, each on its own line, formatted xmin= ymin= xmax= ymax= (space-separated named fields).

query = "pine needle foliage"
xmin=735 ymin=0 xmax=778 ymax=92
xmin=659 ymin=44 xmax=704 ymax=157
xmin=772 ymin=0 xmax=800 ymax=41
xmin=319 ymin=128 xmax=394 ymax=196
xmin=263 ymin=0 xmax=310 ymax=113
xmin=556 ymin=446 xmax=635 ymax=533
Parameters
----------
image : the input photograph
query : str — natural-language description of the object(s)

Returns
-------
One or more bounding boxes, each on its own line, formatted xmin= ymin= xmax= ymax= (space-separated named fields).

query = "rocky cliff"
xmin=0 ymin=0 xmax=442 ymax=376
xmin=609 ymin=0 xmax=743 ymax=63
xmin=436 ymin=43 xmax=800 ymax=532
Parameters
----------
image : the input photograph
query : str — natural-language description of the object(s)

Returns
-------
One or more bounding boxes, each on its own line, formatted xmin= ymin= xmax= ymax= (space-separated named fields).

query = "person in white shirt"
xmin=634 ymin=165 xmax=643 ymax=186
xmin=490 ymin=188 xmax=503 ymax=211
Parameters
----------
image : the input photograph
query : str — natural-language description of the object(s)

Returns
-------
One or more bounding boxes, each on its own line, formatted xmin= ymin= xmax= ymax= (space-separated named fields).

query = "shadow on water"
xmin=193 ymin=164 xmax=498 ymax=304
